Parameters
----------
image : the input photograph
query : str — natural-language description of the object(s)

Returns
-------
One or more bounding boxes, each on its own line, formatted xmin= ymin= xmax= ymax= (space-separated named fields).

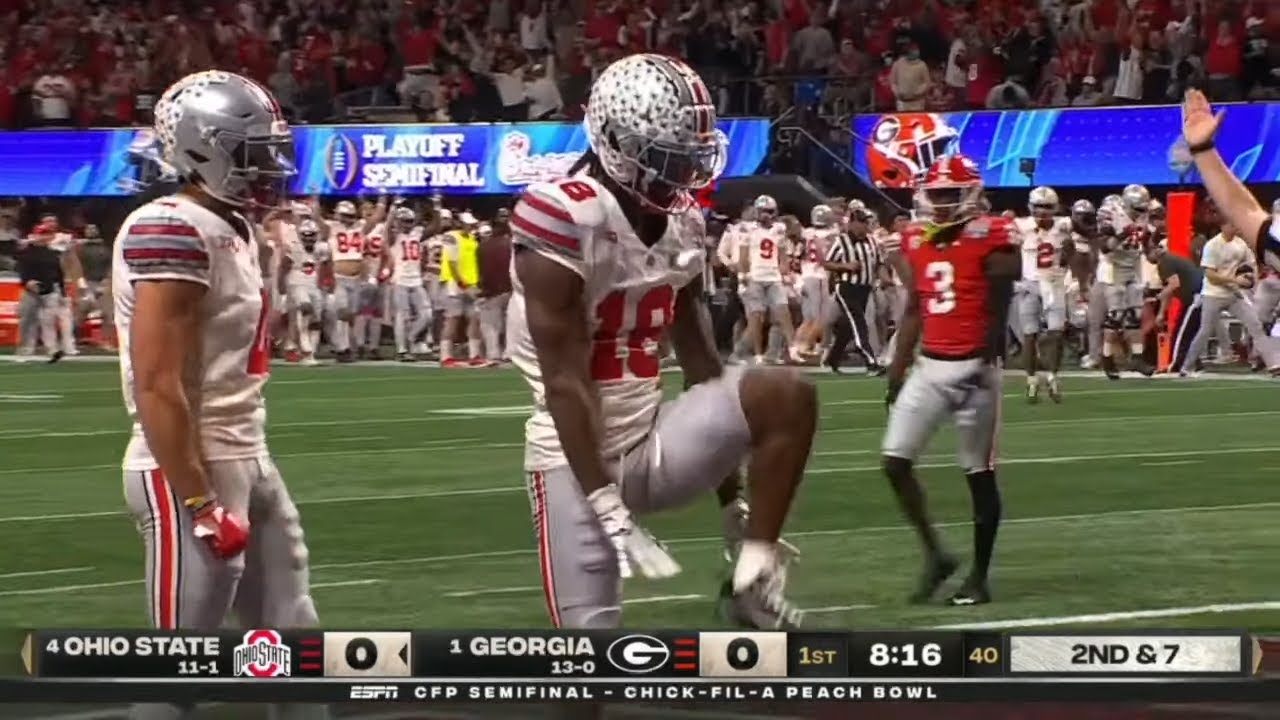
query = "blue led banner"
xmin=850 ymin=103 xmax=1280 ymax=189
xmin=0 ymin=119 xmax=772 ymax=197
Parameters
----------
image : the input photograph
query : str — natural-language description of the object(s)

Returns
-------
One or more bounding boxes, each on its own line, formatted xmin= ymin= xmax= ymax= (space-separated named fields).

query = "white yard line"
xmin=932 ymin=601 xmax=1280 ymax=630
xmin=5 ymin=447 xmax=1278 ymax=525
xmin=622 ymin=594 xmax=705 ymax=605
xmin=1141 ymin=460 xmax=1203 ymax=467
xmin=0 ymin=577 xmax=380 ymax=599
xmin=0 ymin=566 xmax=93 ymax=580
xmin=310 ymin=499 xmax=1280 ymax=572
xmin=802 ymin=603 xmax=878 ymax=614
xmin=444 ymin=585 xmax=541 ymax=598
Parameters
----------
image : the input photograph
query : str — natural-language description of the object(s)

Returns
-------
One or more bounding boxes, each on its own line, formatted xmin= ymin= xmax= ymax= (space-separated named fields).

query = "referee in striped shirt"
xmin=824 ymin=206 xmax=884 ymax=374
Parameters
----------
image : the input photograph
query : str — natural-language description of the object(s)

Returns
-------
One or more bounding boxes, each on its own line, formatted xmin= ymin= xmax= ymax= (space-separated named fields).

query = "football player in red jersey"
xmin=881 ymin=155 xmax=1021 ymax=606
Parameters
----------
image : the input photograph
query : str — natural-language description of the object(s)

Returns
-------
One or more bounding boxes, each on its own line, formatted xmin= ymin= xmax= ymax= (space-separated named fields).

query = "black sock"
xmin=964 ymin=469 xmax=1002 ymax=583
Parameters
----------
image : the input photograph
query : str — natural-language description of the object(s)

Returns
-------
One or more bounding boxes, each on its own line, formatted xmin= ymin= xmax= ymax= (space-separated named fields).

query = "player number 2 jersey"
xmin=113 ymin=194 xmax=271 ymax=470
xmin=506 ymin=175 xmax=705 ymax=471
xmin=1015 ymin=216 xmax=1073 ymax=283
xmin=902 ymin=216 xmax=1015 ymax=358
xmin=800 ymin=227 xmax=837 ymax=279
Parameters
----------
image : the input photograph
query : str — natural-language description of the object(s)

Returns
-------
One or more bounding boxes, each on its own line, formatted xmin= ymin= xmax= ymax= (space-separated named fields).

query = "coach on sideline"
xmin=1182 ymin=89 xmax=1280 ymax=266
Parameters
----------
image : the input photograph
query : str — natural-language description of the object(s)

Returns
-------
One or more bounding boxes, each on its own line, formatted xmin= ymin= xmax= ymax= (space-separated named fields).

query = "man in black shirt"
xmin=14 ymin=225 xmax=65 ymax=362
xmin=1146 ymin=241 xmax=1204 ymax=373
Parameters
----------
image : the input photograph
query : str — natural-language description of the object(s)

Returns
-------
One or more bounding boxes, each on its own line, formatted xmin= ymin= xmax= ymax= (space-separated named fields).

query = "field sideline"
xmin=1 ymin=360 xmax=1276 ymax=719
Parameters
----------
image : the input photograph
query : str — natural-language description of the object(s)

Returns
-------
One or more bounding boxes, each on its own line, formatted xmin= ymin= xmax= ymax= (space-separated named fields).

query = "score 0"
xmin=323 ymin=632 xmax=413 ymax=677
xmin=699 ymin=632 xmax=788 ymax=678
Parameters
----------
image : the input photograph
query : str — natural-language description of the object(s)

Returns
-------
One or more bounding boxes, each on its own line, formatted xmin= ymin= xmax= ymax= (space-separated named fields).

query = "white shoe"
xmin=1080 ymin=356 xmax=1098 ymax=370
xmin=301 ymin=354 xmax=319 ymax=366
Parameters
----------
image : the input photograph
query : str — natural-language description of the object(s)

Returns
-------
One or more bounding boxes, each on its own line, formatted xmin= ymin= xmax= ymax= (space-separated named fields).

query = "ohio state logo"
xmin=233 ymin=629 xmax=292 ymax=678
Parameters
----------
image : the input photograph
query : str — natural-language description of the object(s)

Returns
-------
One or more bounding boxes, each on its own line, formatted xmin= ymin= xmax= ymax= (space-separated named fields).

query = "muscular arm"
xmin=277 ymin=254 xmax=292 ymax=297
xmin=514 ymin=248 xmax=612 ymax=495
xmin=887 ymin=262 xmax=921 ymax=382
xmin=670 ymin=275 xmax=723 ymax=387
xmin=131 ymin=280 xmax=210 ymax=502
xmin=1156 ymin=273 xmax=1180 ymax=320
xmin=1192 ymin=145 xmax=1270 ymax=255
xmin=983 ymin=246 xmax=1020 ymax=362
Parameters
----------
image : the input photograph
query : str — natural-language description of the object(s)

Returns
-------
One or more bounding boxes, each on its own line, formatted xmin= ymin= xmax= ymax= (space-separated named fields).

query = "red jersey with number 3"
xmin=112 ymin=194 xmax=271 ymax=471
xmin=901 ymin=216 xmax=1015 ymax=358
xmin=506 ymin=175 xmax=706 ymax=471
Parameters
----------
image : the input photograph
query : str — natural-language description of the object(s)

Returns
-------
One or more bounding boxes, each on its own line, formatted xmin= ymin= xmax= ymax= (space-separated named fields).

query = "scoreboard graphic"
xmin=10 ymin=629 xmax=1275 ymax=704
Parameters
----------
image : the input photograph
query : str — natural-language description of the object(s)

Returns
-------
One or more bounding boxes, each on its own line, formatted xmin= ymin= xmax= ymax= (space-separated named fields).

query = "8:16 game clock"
xmin=850 ymin=633 xmax=969 ymax=677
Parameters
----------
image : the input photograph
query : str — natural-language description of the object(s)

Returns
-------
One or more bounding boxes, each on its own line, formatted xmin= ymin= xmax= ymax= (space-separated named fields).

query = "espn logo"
xmin=349 ymin=684 xmax=399 ymax=700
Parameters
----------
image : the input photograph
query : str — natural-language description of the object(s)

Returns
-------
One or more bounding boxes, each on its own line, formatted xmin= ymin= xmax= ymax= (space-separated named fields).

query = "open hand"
xmin=1182 ymin=89 xmax=1225 ymax=148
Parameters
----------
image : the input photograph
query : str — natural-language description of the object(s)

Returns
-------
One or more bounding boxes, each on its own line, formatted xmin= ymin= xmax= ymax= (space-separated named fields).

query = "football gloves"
xmin=189 ymin=498 xmax=249 ymax=559
xmin=586 ymin=485 xmax=680 ymax=580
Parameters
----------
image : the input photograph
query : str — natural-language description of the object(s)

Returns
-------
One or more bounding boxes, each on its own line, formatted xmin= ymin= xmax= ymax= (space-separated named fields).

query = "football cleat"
xmin=910 ymin=553 xmax=959 ymax=604
xmin=1047 ymin=376 xmax=1063 ymax=403
xmin=1026 ymin=376 xmax=1040 ymax=404
xmin=442 ymin=357 xmax=467 ymax=368
xmin=947 ymin=577 xmax=992 ymax=606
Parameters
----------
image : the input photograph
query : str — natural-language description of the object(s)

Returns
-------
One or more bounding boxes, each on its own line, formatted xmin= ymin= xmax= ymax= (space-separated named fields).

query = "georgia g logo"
xmin=606 ymin=635 xmax=670 ymax=674
xmin=323 ymin=132 xmax=360 ymax=191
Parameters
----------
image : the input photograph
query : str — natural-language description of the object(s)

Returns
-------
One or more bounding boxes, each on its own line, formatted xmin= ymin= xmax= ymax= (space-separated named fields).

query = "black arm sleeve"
xmin=15 ymin=246 xmax=31 ymax=284
xmin=1255 ymin=218 xmax=1277 ymax=266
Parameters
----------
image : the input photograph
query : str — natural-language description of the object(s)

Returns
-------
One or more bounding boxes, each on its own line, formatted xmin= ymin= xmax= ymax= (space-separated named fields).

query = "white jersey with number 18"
xmin=113 ymin=194 xmax=271 ymax=471
xmin=506 ymin=175 xmax=705 ymax=471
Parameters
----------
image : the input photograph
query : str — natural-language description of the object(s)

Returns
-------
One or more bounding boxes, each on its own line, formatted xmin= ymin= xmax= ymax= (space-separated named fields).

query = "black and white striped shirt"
xmin=825 ymin=232 xmax=881 ymax=286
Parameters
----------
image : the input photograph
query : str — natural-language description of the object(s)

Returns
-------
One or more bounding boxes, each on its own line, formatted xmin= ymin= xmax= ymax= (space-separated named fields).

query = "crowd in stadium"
xmin=1 ymin=0 xmax=1277 ymax=129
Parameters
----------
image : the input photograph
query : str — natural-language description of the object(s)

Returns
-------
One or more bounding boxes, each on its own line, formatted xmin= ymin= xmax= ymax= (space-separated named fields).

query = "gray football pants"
xmin=883 ymin=356 xmax=1001 ymax=474
xmin=526 ymin=367 xmax=752 ymax=629
xmin=392 ymin=284 xmax=431 ymax=353
xmin=124 ymin=456 xmax=326 ymax=720
xmin=1178 ymin=293 xmax=1280 ymax=372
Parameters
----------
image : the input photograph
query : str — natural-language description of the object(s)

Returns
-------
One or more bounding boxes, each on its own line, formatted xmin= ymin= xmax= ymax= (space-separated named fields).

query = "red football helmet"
xmin=866 ymin=113 xmax=959 ymax=189
xmin=914 ymin=154 xmax=984 ymax=224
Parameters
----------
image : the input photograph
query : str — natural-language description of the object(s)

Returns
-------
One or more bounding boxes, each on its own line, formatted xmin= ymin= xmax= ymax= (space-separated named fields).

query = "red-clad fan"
xmin=881 ymin=154 xmax=1021 ymax=607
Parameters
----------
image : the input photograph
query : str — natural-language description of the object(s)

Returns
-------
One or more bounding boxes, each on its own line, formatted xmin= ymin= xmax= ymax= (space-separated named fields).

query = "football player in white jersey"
xmin=792 ymin=204 xmax=837 ymax=358
xmin=716 ymin=206 xmax=754 ymax=360
xmin=321 ymin=197 xmax=385 ymax=361
xmin=383 ymin=206 xmax=431 ymax=361
xmin=113 ymin=71 xmax=326 ymax=720
xmin=278 ymin=219 xmax=332 ymax=365
xmin=740 ymin=195 xmax=798 ymax=363
xmin=1015 ymin=186 xmax=1074 ymax=402
xmin=1096 ymin=185 xmax=1157 ymax=378
xmin=507 ymin=53 xmax=815 ymax=631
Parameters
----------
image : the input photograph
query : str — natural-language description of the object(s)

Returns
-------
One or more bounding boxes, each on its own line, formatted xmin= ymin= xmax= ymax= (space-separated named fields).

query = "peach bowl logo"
xmin=496 ymin=131 xmax=578 ymax=186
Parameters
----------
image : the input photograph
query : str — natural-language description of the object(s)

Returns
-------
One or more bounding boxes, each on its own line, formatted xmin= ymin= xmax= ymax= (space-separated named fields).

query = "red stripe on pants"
xmin=151 ymin=470 xmax=178 ymax=629
xmin=532 ymin=472 xmax=562 ymax=628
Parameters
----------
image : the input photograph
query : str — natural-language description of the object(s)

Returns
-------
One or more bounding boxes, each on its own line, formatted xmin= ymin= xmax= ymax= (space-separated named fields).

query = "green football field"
xmin=0 ymin=359 xmax=1276 ymax=636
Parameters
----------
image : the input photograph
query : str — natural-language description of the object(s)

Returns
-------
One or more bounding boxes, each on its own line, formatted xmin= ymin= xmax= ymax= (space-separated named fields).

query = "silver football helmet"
xmin=153 ymin=71 xmax=295 ymax=207
xmin=334 ymin=200 xmax=358 ymax=223
xmin=1121 ymin=184 xmax=1151 ymax=215
xmin=585 ymin=53 xmax=725 ymax=213
xmin=810 ymin=204 xmax=835 ymax=228
xmin=1070 ymin=199 xmax=1096 ymax=230
xmin=1028 ymin=186 xmax=1059 ymax=211
xmin=393 ymin=205 xmax=416 ymax=229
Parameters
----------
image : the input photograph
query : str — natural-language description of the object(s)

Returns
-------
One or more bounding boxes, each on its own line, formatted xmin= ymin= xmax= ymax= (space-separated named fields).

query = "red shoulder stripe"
xmin=123 ymin=247 xmax=209 ymax=263
xmin=511 ymin=212 xmax=580 ymax=253
xmin=521 ymin=191 xmax=574 ymax=224
xmin=128 ymin=223 xmax=200 ymax=237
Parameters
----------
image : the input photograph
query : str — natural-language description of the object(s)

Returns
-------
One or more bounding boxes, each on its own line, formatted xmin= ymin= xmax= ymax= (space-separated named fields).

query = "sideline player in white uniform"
xmin=792 ymin=204 xmax=836 ymax=358
xmin=322 ymin=198 xmax=385 ymax=361
xmin=113 ymin=71 xmax=326 ymax=720
xmin=874 ymin=213 xmax=910 ymax=366
xmin=1252 ymin=199 xmax=1280 ymax=335
xmin=716 ymin=206 xmax=753 ymax=360
xmin=1177 ymin=221 xmax=1279 ymax=375
xmin=1096 ymin=185 xmax=1155 ymax=378
xmin=740 ymin=195 xmax=797 ymax=363
xmin=385 ymin=206 xmax=431 ymax=360
xmin=278 ymin=219 xmax=331 ymax=365
xmin=1015 ymin=186 xmax=1074 ymax=402
xmin=507 ymin=53 xmax=816 ymax=630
